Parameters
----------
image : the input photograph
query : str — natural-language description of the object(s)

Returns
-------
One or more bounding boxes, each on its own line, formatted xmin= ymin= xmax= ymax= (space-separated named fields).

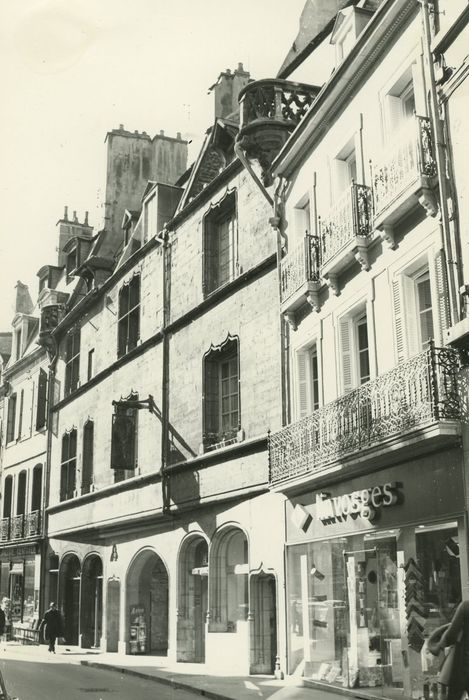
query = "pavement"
xmin=0 ymin=641 xmax=356 ymax=700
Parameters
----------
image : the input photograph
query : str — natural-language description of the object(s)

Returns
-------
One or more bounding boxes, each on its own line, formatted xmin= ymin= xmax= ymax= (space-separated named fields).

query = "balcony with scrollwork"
xmin=237 ymin=79 xmax=321 ymax=186
xmin=372 ymin=115 xmax=437 ymax=239
xmin=280 ymin=234 xmax=321 ymax=325
xmin=0 ymin=512 xmax=42 ymax=542
xmin=0 ymin=518 xmax=10 ymax=541
xmin=319 ymin=183 xmax=373 ymax=293
xmin=269 ymin=345 xmax=462 ymax=489
xmin=11 ymin=514 xmax=24 ymax=540
xmin=26 ymin=510 xmax=41 ymax=537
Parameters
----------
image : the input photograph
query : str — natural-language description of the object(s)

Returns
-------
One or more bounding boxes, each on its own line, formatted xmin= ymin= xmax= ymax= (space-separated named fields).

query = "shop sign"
xmin=316 ymin=481 xmax=401 ymax=525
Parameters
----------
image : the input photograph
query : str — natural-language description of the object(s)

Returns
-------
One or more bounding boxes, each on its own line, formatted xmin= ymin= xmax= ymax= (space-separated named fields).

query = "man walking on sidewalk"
xmin=39 ymin=602 xmax=64 ymax=653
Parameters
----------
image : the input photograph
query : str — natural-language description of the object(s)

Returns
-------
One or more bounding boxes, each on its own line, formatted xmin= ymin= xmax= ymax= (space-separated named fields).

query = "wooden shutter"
xmin=82 ymin=421 xmax=94 ymax=493
xmin=392 ymin=278 xmax=406 ymax=362
xmin=297 ymin=351 xmax=310 ymax=419
xmin=332 ymin=158 xmax=349 ymax=197
xmin=432 ymin=250 xmax=450 ymax=345
xmin=402 ymin=275 xmax=419 ymax=357
xmin=203 ymin=356 xmax=220 ymax=441
xmin=384 ymin=94 xmax=403 ymax=136
xmin=411 ymin=60 xmax=426 ymax=116
xmin=36 ymin=368 xmax=48 ymax=430
xmin=339 ymin=317 xmax=354 ymax=393
xmin=17 ymin=390 xmax=24 ymax=440
xmin=6 ymin=394 xmax=16 ymax=443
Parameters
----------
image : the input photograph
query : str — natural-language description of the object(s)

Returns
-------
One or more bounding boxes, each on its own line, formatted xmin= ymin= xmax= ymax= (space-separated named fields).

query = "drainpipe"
xmin=160 ymin=228 xmax=171 ymax=514
xmin=419 ymin=0 xmax=460 ymax=326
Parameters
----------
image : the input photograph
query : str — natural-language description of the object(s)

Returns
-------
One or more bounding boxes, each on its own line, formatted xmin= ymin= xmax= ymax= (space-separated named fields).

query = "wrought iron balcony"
xmin=319 ymin=184 xmax=373 ymax=284
xmin=372 ymin=115 xmax=437 ymax=228
xmin=237 ymin=79 xmax=320 ymax=185
xmin=0 ymin=517 xmax=10 ymax=541
xmin=269 ymin=345 xmax=461 ymax=486
xmin=26 ymin=510 xmax=41 ymax=537
xmin=280 ymin=235 xmax=321 ymax=320
xmin=11 ymin=514 xmax=24 ymax=539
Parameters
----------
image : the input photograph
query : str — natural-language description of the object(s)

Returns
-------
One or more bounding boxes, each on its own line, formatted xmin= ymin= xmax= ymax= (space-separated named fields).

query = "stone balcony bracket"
xmin=284 ymin=311 xmax=298 ymax=331
xmin=418 ymin=186 xmax=439 ymax=218
xmin=379 ymin=225 xmax=397 ymax=250
xmin=305 ymin=283 xmax=321 ymax=313
xmin=354 ymin=237 xmax=371 ymax=272
xmin=324 ymin=273 xmax=340 ymax=297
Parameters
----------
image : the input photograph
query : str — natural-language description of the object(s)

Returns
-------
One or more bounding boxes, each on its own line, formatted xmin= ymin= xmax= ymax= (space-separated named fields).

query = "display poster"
xmin=129 ymin=604 xmax=146 ymax=654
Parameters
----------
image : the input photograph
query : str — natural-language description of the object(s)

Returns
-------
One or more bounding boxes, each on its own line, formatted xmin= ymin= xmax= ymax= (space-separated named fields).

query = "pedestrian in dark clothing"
xmin=429 ymin=600 xmax=469 ymax=700
xmin=0 ymin=607 xmax=5 ymax=636
xmin=39 ymin=602 xmax=63 ymax=653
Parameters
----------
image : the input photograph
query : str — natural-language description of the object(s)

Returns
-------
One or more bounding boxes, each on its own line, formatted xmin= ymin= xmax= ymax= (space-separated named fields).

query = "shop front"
xmin=0 ymin=544 xmax=42 ymax=631
xmin=285 ymin=450 xmax=467 ymax=699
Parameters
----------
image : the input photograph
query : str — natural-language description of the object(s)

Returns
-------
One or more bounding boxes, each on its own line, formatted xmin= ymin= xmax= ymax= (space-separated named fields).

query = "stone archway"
xmin=177 ymin=536 xmax=208 ymax=662
xmin=59 ymin=553 xmax=81 ymax=645
xmin=80 ymin=554 xmax=103 ymax=648
xmin=126 ymin=549 xmax=168 ymax=655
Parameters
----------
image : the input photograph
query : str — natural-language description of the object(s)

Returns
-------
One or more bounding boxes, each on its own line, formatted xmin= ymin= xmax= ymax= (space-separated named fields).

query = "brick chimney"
xmin=211 ymin=62 xmax=250 ymax=120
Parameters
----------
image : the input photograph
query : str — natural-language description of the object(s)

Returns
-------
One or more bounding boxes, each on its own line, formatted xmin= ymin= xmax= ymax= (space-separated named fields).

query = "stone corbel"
xmin=379 ymin=225 xmax=396 ymax=250
xmin=305 ymin=288 xmax=320 ymax=313
xmin=418 ymin=188 xmax=438 ymax=218
xmin=283 ymin=311 xmax=297 ymax=331
xmin=325 ymin=273 xmax=340 ymax=297
xmin=354 ymin=239 xmax=370 ymax=272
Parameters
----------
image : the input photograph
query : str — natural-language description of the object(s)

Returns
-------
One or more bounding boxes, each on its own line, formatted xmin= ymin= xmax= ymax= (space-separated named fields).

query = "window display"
xmin=287 ymin=522 xmax=461 ymax=699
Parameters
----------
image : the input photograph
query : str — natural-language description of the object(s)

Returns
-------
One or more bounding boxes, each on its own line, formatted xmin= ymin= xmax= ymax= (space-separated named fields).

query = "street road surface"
xmin=0 ymin=658 xmax=200 ymax=700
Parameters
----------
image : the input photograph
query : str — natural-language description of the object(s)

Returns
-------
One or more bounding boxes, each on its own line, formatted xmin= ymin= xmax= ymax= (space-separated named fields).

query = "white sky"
xmin=0 ymin=0 xmax=307 ymax=329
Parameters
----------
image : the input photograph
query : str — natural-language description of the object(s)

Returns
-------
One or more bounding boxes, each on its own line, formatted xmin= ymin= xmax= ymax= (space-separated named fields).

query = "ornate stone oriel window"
xmin=202 ymin=335 xmax=240 ymax=451
xmin=60 ymin=429 xmax=77 ymax=501
xmin=117 ymin=275 xmax=140 ymax=357
xmin=64 ymin=327 xmax=81 ymax=397
xmin=202 ymin=190 xmax=237 ymax=296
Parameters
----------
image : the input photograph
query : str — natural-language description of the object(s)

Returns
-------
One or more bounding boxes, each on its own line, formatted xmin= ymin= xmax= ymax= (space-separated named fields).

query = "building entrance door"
xmin=250 ymin=573 xmax=277 ymax=674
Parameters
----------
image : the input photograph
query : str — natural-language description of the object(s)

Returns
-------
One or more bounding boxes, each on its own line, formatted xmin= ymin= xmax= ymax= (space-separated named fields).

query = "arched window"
xmin=203 ymin=335 xmax=240 ymax=451
xmin=210 ymin=527 xmax=249 ymax=632
xmin=31 ymin=464 xmax=43 ymax=512
xmin=3 ymin=476 xmax=13 ymax=518
xmin=60 ymin=430 xmax=77 ymax=501
xmin=17 ymin=471 xmax=27 ymax=515
xmin=65 ymin=328 xmax=81 ymax=397
xmin=82 ymin=420 xmax=94 ymax=494
xmin=203 ymin=189 xmax=237 ymax=296
xmin=117 ymin=275 xmax=140 ymax=357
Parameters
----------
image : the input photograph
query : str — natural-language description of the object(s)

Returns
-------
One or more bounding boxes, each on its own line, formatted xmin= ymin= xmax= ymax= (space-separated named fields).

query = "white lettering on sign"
xmin=315 ymin=482 xmax=401 ymax=525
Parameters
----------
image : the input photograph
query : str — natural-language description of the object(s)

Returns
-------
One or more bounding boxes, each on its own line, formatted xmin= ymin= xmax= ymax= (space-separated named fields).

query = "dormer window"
xmin=66 ymin=247 xmax=78 ymax=279
xmin=330 ymin=6 xmax=373 ymax=66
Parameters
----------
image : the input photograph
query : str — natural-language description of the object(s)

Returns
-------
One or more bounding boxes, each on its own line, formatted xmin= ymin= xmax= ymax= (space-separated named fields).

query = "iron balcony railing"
xmin=11 ymin=514 xmax=24 ymax=540
xmin=0 ymin=518 xmax=10 ymax=541
xmin=269 ymin=345 xmax=461 ymax=485
xmin=239 ymin=79 xmax=318 ymax=133
xmin=280 ymin=235 xmax=320 ymax=303
xmin=320 ymin=184 xmax=373 ymax=267
xmin=372 ymin=115 xmax=437 ymax=216
xmin=26 ymin=510 xmax=41 ymax=537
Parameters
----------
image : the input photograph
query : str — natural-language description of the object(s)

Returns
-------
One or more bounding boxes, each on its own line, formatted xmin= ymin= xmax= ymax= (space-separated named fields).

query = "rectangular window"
xmin=117 ymin=276 xmax=140 ymax=357
xmin=6 ymin=393 xmax=17 ymax=443
xmin=15 ymin=329 xmax=21 ymax=361
xmin=87 ymin=349 xmax=94 ymax=381
xmin=64 ymin=329 xmax=81 ymax=396
xmin=17 ymin=389 xmax=24 ymax=440
xmin=203 ymin=191 xmax=237 ymax=296
xmin=297 ymin=345 xmax=320 ymax=419
xmin=384 ymin=73 xmax=416 ymax=136
xmin=60 ymin=430 xmax=77 ymax=501
xmin=82 ymin=421 xmax=94 ymax=494
xmin=339 ymin=308 xmax=370 ymax=393
xmin=203 ymin=338 xmax=240 ymax=450
xmin=416 ymin=271 xmax=434 ymax=348
xmin=36 ymin=368 xmax=48 ymax=430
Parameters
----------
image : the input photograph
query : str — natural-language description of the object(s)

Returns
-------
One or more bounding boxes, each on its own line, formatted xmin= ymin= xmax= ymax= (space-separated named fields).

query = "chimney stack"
xmin=64 ymin=205 xmax=69 ymax=221
xmin=211 ymin=62 xmax=250 ymax=120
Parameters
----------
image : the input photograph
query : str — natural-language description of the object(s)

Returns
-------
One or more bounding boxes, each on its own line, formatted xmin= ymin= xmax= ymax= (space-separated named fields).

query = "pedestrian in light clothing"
xmin=39 ymin=602 xmax=64 ymax=653
xmin=429 ymin=600 xmax=469 ymax=700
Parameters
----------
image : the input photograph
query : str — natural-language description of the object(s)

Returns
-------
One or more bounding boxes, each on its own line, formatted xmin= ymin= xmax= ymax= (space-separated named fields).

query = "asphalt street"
xmin=0 ymin=658 xmax=200 ymax=700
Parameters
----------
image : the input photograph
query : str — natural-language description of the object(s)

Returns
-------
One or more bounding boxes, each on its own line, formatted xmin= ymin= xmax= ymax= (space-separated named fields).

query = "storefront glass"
xmin=287 ymin=521 xmax=461 ymax=699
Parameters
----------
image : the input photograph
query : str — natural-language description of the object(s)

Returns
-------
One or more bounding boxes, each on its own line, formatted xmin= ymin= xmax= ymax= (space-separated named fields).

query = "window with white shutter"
xmin=296 ymin=344 xmax=319 ymax=419
xmin=339 ymin=307 xmax=370 ymax=393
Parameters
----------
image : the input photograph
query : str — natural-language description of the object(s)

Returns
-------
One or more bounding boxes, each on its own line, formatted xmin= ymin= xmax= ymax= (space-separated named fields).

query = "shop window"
xmin=202 ymin=336 xmax=240 ymax=450
xmin=31 ymin=464 xmax=42 ymax=512
xmin=392 ymin=258 xmax=445 ymax=362
xmin=338 ymin=307 xmax=370 ymax=393
xmin=60 ymin=429 xmax=77 ymax=501
xmin=82 ymin=420 xmax=94 ymax=494
xmin=3 ymin=476 xmax=12 ymax=518
xmin=111 ymin=392 xmax=138 ymax=483
xmin=17 ymin=471 xmax=27 ymax=516
xmin=64 ymin=328 xmax=81 ymax=397
xmin=203 ymin=190 xmax=237 ymax=296
xmin=36 ymin=368 xmax=48 ymax=430
xmin=209 ymin=528 xmax=248 ymax=632
xmin=296 ymin=344 xmax=320 ymax=419
xmin=117 ymin=275 xmax=140 ymax=358
xmin=6 ymin=393 xmax=17 ymax=444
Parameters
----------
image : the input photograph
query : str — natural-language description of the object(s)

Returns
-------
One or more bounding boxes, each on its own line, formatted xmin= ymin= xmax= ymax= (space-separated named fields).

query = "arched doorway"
xmin=250 ymin=572 xmax=277 ymax=674
xmin=59 ymin=554 xmax=81 ymax=645
xmin=209 ymin=527 xmax=249 ymax=632
xmin=177 ymin=536 xmax=208 ymax=662
xmin=80 ymin=555 xmax=103 ymax=648
xmin=106 ymin=577 xmax=120 ymax=653
xmin=126 ymin=550 xmax=168 ymax=655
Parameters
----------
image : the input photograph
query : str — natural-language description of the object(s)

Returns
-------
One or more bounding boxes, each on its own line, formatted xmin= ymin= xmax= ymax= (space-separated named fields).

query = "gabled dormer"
xmin=37 ymin=265 xmax=63 ymax=295
xmin=330 ymin=4 xmax=374 ymax=66
xmin=62 ymin=235 xmax=94 ymax=282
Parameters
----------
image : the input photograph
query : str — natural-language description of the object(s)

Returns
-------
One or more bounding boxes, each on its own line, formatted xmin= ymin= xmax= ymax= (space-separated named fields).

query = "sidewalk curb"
xmin=80 ymin=660 xmax=231 ymax=700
